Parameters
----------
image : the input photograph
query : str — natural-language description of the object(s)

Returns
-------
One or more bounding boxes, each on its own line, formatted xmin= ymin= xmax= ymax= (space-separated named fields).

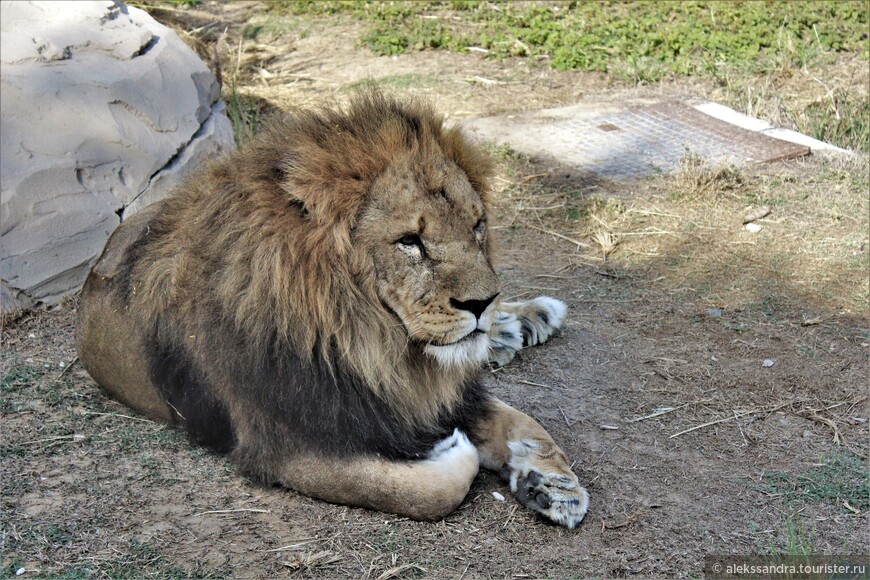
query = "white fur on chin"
xmin=424 ymin=333 xmax=490 ymax=368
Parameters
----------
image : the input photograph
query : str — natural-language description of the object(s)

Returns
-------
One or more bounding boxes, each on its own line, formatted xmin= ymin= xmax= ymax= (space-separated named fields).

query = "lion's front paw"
xmin=512 ymin=468 xmax=589 ymax=529
xmin=516 ymin=297 xmax=567 ymax=347
xmin=505 ymin=439 xmax=588 ymax=529
xmin=488 ymin=313 xmax=523 ymax=367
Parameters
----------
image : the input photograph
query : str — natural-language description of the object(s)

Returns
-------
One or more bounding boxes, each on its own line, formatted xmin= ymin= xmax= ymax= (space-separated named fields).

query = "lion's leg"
xmin=274 ymin=430 xmax=479 ymax=521
xmin=487 ymin=296 xmax=566 ymax=366
xmin=77 ymin=203 xmax=174 ymax=423
xmin=473 ymin=399 xmax=588 ymax=529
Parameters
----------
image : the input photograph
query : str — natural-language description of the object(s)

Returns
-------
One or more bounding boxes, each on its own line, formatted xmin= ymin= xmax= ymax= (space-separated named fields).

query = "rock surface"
xmin=0 ymin=1 xmax=235 ymax=312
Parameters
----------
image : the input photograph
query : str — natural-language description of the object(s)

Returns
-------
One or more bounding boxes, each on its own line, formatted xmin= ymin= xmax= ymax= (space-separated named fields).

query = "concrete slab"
xmin=462 ymin=100 xmax=837 ymax=182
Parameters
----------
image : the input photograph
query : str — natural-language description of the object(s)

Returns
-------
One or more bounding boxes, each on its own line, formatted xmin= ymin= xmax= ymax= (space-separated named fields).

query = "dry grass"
xmin=667 ymin=153 xmax=746 ymax=200
xmin=494 ymin=146 xmax=868 ymax=316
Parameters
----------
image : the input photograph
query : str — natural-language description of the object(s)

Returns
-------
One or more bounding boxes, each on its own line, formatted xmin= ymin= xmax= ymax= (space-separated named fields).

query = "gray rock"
xmin=0 ymin=1 xmax=235 ymax=312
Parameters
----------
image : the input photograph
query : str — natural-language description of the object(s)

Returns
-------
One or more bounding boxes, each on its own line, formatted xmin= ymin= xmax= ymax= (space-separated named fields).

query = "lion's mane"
xmin=112 ymin=90 xmax=496 ymax=482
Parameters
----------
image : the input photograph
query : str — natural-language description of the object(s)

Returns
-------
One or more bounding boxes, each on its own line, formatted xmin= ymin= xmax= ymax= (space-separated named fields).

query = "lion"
xmin=76 ymin=89 xmax=589 ymax=528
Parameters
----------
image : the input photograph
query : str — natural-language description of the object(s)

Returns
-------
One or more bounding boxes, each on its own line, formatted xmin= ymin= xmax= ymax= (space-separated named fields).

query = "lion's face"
xmin=356 ymin=152 xmax=500 ymax=368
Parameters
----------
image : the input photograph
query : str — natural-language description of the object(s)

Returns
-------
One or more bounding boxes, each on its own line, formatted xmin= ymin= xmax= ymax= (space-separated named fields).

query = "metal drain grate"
xmin=465 ymin=101 xmax=811 ymax=181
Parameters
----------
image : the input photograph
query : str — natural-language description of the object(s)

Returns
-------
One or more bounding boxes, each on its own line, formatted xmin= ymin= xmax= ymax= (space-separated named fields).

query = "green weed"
xmin=790 ymin=89 xmax=870 ymax=152
xmin=1 ymin=363 xmax=44 ymax=393
xmin=759 ymin=450 xmax=870 ymax=512
xmin=764 ymin=514 xmax=817 ymax=557
xmin=224 ymin=83 xmax=263 ymax=146
xmin=240 ymin=15 xmax=301 ymax=40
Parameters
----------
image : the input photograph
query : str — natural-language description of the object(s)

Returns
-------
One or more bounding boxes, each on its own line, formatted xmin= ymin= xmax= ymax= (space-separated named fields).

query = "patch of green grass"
xmin=0 ymin=560 xmax=24 ymax=578
xmin=790 ymin=89 xmax=870 ymax=152
xmin=764 ymin=514 xmax=817 ymax=557
xmin=1 ymin=362 xmax=47 ymax=413
xmin=275 ymin=1 xmax=868 ymax=77
xmin=1 ymin=363 xmax=44 ymax=393
xmin=240 ymin=15 xmax=301 ymax=40
xmin=224 ymin=83 xmax=263 ymax=146
xmin=759 ymin=450 xmax=870 ymax=512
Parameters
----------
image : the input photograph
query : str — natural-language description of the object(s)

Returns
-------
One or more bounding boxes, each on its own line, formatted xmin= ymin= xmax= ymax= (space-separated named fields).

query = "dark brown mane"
xmin=105 ymin=89 xmax=495 ymax=478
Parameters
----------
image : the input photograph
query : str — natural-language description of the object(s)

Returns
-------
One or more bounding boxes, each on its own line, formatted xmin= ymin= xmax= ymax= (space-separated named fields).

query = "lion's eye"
xmin=474 ymin=219 xmax=486 ymax=236
xmin=396 ymin=233 xmax=423 ymax=249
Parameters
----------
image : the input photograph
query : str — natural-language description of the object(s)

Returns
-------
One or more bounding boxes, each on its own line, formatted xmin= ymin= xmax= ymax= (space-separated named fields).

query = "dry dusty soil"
xmin=2 ymin=4 xmax=868 ymax=579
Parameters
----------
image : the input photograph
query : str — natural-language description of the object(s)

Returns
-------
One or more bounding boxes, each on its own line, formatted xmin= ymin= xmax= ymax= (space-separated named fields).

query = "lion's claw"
xmin=505 ymin=439 xmax=588 ymax=529
xmin=488 ymin=315 xmax=523 ymax=367
xmin=487 ymin=297 xmax=567 ymax=366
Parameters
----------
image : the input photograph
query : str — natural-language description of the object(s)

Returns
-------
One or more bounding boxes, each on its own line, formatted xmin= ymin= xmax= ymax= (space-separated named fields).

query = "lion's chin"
xmin=423 ymin=332 xmax=490 ymax=369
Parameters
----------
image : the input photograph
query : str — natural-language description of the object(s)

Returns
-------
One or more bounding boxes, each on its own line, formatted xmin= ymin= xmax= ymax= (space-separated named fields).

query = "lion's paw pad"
xmin=518 ymin=297 xmax=567 ymax=347
xmin=512 ymin=469 xmax=589 ymax=529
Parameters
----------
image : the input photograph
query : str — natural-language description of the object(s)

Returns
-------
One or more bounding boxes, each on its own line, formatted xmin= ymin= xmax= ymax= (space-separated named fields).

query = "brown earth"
xmin=1 ymin=5 xmax=868 ymax=579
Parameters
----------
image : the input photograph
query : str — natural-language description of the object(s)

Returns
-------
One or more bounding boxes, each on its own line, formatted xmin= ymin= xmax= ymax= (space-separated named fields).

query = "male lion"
xmin=77 ymin=90 xmax=589 ymax=528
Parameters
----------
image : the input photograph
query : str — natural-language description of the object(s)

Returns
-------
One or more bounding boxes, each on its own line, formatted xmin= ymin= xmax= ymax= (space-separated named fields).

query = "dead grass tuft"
xmin=668 ymin=153 xmax=746 ymax=200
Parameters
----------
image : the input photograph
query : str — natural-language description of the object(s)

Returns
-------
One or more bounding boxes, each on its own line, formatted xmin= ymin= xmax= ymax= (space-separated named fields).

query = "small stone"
xmin=762 ymin=359 xmax=775 ymax=367
xmin=706 ymin=308 xmax=723 ymax=317
xmin=600 ymin=424 xmax=619 ymax=430
xmin=492 ymin=491 xmax=506 ymax=502
xmin=745 ymin=223 xmax=762 ymax=233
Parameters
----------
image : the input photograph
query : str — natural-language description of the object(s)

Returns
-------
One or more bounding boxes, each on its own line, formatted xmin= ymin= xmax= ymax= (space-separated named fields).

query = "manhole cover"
xmin=465 ymin=101 xmax=812 ymax=181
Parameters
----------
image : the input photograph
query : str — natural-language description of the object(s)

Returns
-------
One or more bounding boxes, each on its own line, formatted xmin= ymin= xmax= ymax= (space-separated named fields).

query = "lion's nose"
xmin=449 ymin=293 xmax=499 ymax=320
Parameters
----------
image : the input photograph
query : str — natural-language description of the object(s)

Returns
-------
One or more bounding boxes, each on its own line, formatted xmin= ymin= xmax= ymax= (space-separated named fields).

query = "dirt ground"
xmin=2 ymin=4 xmax=868 ymax=579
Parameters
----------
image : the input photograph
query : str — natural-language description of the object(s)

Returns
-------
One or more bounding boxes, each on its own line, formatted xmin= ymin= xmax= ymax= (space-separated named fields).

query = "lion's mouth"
xmin=429 ymin=328 xmax=484 ymax=348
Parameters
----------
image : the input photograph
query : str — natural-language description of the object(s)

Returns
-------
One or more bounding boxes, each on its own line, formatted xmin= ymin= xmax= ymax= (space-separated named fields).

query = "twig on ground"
xmin=669 ymin=402 xmax=793 ymax=438
xmin=627 ymin=405 xmax=687 ymax=423
xmin=743 ymin=206 xmax=771 ymax=224
xmin=524 ymin=224 xmax=591 ymax=250
xmin=265 ymin=539 xmax=317 ymax=552
xmin=798 ymin=408 xmax=843 ymax=444
xmin=82 ymin=411 xmax=153 ymax=422
xmin=517 ymin=172 xmax=548 ymax=183
xmin=376 ymin=564 xmax=427 ymax=580
xmin=601 ymin=508 xmax=643 ymax=532
xmin=669 ymin=409 xmax=760 ymax=439
xmin=516 ymin=379 xmax=562 ymax=390
xmin=52 ymin=356 xmax=78 ymax=383
xmin=194 ymin=508 xmax=271 ymax=516
xmin=283 ymin=551 xmax=341 ymax=570
xmin=21 ymin=434 xmax=86 ymax=446
xmin=503 ymin=505 xmax=518 ymax=530
xmin=644 ymin=357 xmax=689 ymax=364
xmin=558 ymin=406 xmax=579 ymax=427
xmin=843 ymin=501 xmax=861 ymax=515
